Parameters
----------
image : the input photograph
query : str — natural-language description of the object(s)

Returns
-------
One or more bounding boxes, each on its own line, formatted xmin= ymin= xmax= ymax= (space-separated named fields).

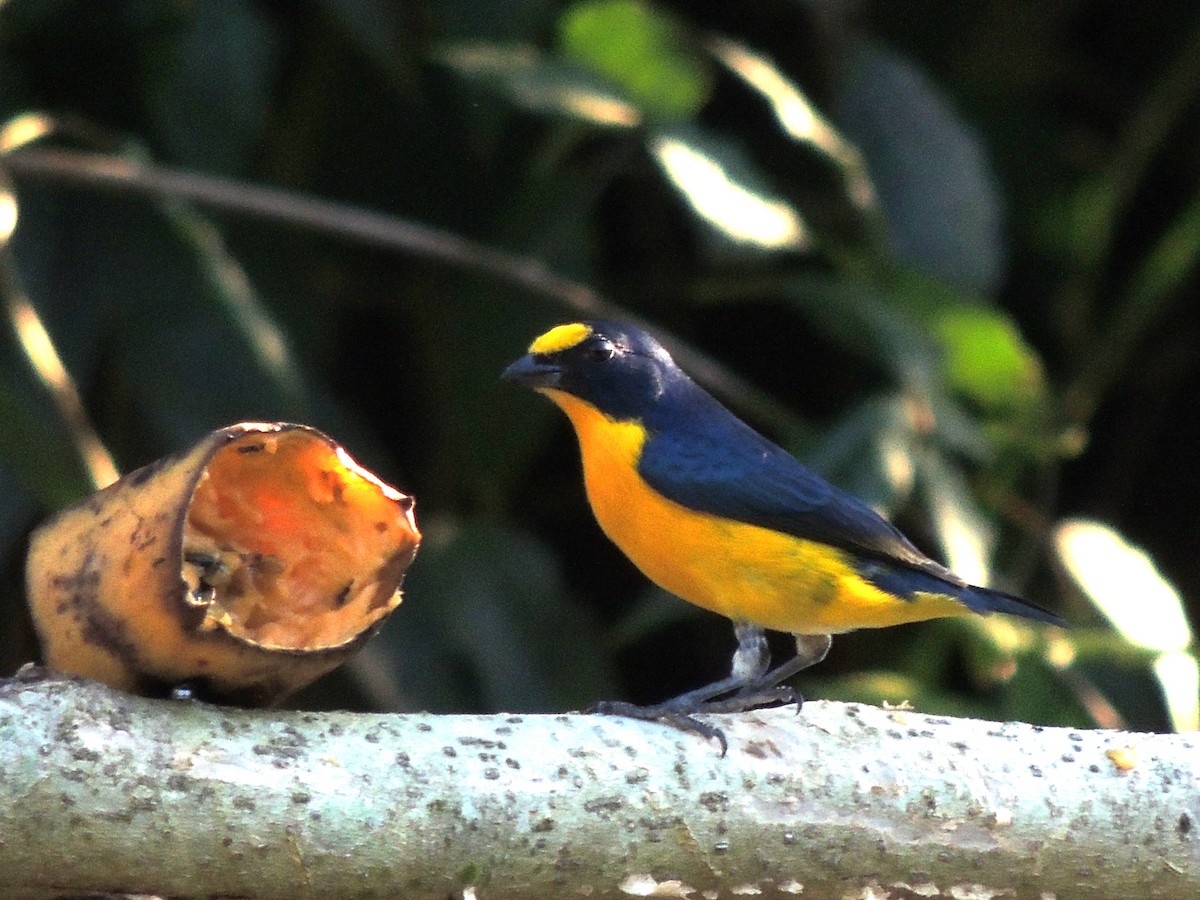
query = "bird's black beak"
xmin=501 ymin=354 xmax=562 ymax=390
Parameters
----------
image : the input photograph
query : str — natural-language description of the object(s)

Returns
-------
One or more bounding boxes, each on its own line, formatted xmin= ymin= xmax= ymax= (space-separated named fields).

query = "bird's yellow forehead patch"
xmin=529 ymin=322 xmax=592 ymax=356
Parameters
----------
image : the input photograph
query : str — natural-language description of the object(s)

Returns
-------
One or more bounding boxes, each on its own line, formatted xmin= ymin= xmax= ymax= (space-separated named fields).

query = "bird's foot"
xmin=592 ymin=699 xmax=732 ymax=754
xmin=591 ymin=681 xmax=803 ymax=756
xmin=590 ymin=630 xmax=831 ymax=755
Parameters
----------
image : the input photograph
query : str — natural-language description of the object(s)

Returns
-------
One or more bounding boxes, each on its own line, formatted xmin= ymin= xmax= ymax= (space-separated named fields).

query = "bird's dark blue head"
xmin=501 ymin=321 xmax=683 ymax=421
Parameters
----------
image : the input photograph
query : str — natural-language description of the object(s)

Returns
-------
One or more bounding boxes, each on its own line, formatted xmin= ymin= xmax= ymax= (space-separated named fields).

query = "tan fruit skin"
xmin=25 ymin=423 xmax=419 ymax=705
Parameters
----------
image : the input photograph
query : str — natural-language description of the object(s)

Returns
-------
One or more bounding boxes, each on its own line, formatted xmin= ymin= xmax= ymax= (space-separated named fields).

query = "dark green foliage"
xmin=1 ymin=0 xmax=1196 ymax=731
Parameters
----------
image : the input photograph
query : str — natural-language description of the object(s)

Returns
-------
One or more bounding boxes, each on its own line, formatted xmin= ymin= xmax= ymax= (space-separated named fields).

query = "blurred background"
xmin=1 ymin=0 xmax=1196 ymax=733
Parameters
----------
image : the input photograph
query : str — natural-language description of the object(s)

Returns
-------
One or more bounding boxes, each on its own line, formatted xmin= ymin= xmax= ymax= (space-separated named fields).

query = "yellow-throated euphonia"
xmin=503 ymin=321 xmax=1062 ymax=748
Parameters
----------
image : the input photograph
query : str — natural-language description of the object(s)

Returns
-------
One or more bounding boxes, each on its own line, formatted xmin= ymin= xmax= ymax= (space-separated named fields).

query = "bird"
xmin=502 ymin=320 xmax=1063 ymax=750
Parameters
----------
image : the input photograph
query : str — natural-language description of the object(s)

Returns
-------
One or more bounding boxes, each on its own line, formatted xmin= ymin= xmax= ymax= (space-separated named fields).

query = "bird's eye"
xmin=585 ymin=339 xmax=616 ymax=362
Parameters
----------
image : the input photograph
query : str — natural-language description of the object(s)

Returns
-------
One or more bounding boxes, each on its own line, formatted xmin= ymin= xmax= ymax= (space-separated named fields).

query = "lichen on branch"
xmin=0 ymin=670 xmax=1194 ymax=899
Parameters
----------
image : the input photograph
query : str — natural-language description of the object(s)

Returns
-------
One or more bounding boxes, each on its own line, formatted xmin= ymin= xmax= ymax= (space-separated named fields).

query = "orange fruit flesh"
xmin=182 ymin=432 xmax=413 ymax=650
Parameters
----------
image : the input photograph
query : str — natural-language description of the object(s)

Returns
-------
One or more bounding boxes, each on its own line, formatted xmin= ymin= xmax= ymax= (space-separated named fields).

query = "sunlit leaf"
xmin=438 ymin=42 xmax=642 ymax=127
xmin=709 ymin=36 xmax=877 ymax=215
xmin=916 ymin=448 xmax=995 ymax=585
xmin=648 ymin=125 xmax=808 ymax=252
xmin=1153 ymin=650 xmax=1199 ymax=732
xmin=1056 ymin=518 xmax=1197 ymax=731
xmin=0 ymin=113 xmax=58 ymax=154
xmin=1055 ymin=518 xmax=1192 ymax=653
xmin=1050 ymin=628 xmax=1161 ymax=667
xmin=836 ymin=41 xmax=1005 ymax=296
xmin=558 ymin=0 xmax=712 ymax=119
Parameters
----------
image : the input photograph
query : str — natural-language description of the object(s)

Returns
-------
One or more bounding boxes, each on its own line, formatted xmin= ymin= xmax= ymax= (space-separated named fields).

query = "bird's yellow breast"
xmin=541 ymin=389 xmax=968 ymax=634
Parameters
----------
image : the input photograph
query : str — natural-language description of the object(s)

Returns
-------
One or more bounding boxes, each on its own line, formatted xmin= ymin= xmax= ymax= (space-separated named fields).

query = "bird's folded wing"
xmin=638 ymin=415 xmax=963 ymax=587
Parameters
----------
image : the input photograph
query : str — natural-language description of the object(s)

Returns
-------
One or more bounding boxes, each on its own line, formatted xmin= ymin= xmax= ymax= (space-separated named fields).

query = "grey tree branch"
xmin=1 ymin=144 xmax=803 ymax=432
xmin=0 ymin=670 xmax=1195 ymax=899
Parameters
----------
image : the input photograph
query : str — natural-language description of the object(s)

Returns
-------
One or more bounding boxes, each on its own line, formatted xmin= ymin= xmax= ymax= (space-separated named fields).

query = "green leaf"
xmin=372 ymin=522 xmax=619 ymax=713
xmin=557 ymin=0 xmax=711 ymax=119
xmin=772 ymin=272 xmax=941 ymax=393
xmin=701 ymin=270 xmax=1003 ymax=460
xmin=144 ymin=0 xmax=282 ymax=172
xmin=799 ymin=395 xmax=917 ymax=516
xmin=0 ymin=369 xmax=94 ymax=509
xmin=931 ymin=305 xmax=1046 ymax=413
xmin=836 ymin=41 xmax=1005 ymax=296
xmin=884 ymin=268 xmax=1046 ymax=416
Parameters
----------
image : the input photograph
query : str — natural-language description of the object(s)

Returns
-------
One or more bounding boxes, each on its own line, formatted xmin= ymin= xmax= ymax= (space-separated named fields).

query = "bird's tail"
xmin=962 ymin=584 xmax=1065 ymax=627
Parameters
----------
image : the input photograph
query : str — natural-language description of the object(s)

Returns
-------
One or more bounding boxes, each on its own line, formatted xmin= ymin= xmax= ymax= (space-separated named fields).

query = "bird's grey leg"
xmin=730 ymin=621 xmax=771 ymax=682
xmin=592 ymin=625 xmax=829 ymax=754
xmin=596 ymin=622 xmax=767 ymax=709
xmin=699 ymin=632 xmax=832 ymax=712
xmin=742 ymin=632 xmax=831 ymax=696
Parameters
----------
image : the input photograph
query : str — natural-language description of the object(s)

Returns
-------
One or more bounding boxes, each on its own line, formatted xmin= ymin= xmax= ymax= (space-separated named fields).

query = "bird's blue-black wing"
xmin=638 ymin=390 xmax=962 ymax=585
xmin=637 ymin=393 xmax=1071 ymax=624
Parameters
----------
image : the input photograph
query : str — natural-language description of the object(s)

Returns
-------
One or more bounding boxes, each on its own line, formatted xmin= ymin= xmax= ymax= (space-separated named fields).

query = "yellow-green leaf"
xmin=558 ymin=0 xmax=711 ymax=119
xmin=933 ymin=306 xmax=1044 ymax=412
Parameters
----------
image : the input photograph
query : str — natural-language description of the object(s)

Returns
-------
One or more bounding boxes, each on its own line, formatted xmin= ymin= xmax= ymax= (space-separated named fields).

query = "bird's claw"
xmin=591 ymin=683 xmax=804 ymax=756
xmin=592 ymin=699 xmax=730 ymax=755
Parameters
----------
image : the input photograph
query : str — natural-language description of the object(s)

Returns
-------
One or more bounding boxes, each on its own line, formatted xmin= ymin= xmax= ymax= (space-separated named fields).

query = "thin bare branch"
xmin=3 ymin=145 xmax=805 ymax=432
